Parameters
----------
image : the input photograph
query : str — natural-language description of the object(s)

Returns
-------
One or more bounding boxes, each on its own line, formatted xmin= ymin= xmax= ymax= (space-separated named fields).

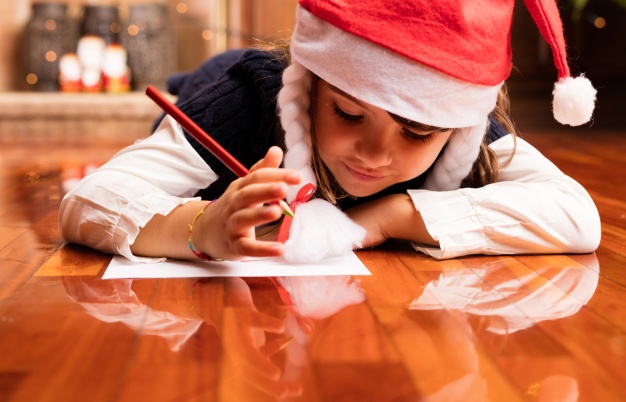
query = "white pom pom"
xmin=552 ymin=75 xmax=597 ymax=126
xmin=283 ymin=199 xmax=366 ymax=263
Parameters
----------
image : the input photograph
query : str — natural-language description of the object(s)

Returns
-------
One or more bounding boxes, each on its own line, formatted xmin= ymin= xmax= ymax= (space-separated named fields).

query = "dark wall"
xmin=508 ymin=0 xmax=626 ymax=130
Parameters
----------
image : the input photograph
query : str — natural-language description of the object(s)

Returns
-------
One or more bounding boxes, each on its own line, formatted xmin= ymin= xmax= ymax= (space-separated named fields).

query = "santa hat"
xmin=277 ymin=0 xmax=596 ymax=261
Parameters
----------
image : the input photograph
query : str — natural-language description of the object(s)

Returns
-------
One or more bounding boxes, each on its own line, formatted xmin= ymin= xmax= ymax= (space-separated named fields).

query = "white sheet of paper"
xmin=102 ymin=252 xmax=371 ymax=279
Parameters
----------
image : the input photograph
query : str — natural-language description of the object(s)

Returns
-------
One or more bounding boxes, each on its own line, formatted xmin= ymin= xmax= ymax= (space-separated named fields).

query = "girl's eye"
xmin=333 ymin=102 xmax=435 ymax=143
xmin=402 ymin=128 xmax=435 ymax=144
xmin=333 ymin=104 xmax=363 ymax=122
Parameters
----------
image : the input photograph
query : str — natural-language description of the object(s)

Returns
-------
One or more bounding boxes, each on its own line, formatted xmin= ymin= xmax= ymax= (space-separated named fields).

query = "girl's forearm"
xmin=348 ymin=194 xmax=438 ymax=247
xmin=130 ymin=201 xmax=209 ymax=259
xmin=382 ymin=194 xmax=438 ymax=246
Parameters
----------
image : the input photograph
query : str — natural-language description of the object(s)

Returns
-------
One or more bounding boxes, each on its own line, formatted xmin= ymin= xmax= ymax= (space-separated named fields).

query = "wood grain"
xmin=0 ymin=129 xmax=625 ymax=401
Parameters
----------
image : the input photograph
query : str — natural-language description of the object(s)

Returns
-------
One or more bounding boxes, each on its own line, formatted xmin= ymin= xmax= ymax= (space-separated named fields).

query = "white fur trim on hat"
xmin=290 ymin=5 xmax=501 ymax=129
xmin=423 ymin=120 xmax=489 ymax=191
xmin=277 ymin=61 xmax=316 ymax=202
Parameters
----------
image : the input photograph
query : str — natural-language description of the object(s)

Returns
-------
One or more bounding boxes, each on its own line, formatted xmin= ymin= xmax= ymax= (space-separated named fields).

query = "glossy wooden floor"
xmin=1 ymin=128 xmax=625 ymax=402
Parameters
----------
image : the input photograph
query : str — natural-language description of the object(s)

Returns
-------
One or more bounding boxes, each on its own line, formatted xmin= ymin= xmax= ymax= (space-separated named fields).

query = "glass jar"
xmin=122 ymin=4 xmax=176 ymax=91
xmin=21 ymin=2 xmax=78 ymax=91
xmin=80 ymin=5 xmax=121 ymax=45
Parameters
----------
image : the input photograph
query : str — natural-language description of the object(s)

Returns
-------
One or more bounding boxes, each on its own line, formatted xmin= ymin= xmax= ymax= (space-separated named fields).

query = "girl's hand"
xmin=347 ymin=194 xmax=437 ymax=248
xmin=193 ymin=146 xmax=301 ymax=261
xmin=346 ymin=198 xmax=390 ymax=248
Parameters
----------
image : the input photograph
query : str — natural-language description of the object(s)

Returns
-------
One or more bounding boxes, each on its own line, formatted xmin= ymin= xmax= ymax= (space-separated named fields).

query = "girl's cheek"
xmin=319 ymin=125 xmax=346 ymax=150
xmin=331 ymin=124 xmax=357 ymax=144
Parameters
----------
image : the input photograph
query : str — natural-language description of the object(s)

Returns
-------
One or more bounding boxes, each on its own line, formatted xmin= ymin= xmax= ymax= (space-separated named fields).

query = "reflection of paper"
xmin=102 ymin=253 xmax=371 ymax=279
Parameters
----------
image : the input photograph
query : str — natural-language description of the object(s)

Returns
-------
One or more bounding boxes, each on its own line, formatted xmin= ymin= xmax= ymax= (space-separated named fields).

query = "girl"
xmin=59 ymin=0 xmax=600 ymax=263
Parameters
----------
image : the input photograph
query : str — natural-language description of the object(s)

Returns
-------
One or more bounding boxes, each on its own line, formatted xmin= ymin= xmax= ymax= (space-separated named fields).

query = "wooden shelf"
xmin=0 ymin=91 xmax=175 ymax=145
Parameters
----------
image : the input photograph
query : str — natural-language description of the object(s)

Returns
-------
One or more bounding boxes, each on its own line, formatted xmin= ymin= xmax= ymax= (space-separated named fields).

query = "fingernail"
xmin=272 ymin=244 xmax=284 ymax=254
xmin=273 ymin=183 xmax=286 ymax=195
xmin=286 ymin=171 xmax=301 ymax=182
xmin=265 ymin=205 xmax=280 ymax=216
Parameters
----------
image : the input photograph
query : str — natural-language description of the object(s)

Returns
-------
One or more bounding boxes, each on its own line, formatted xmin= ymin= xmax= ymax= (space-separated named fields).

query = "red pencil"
xmin=146 ymin=85 xmax=294 ymax=217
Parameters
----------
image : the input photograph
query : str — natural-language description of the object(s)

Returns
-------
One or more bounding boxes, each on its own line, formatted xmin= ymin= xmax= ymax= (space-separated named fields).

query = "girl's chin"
xmin=339 ymin=182 xmax=383 ymax=198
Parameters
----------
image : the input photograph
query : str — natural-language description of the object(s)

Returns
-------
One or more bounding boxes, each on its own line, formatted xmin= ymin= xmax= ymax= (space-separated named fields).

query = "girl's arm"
xmin=131 ymin=146 xmax=301 ymax=261
xmin=59 ymin=117 xmax=299 ymax=262
xmin=346 ymin=193 xmax=437 ymax=248
xmin=59 ymin=117 xmax=213 ymax=262
xmin=348 ymin=134 xmax=601 ymax=259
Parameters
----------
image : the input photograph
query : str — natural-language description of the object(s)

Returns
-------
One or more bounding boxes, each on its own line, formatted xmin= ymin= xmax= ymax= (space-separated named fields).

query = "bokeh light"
xmin=26 ymin=73 xmax=38 ymax=85
xmin=110 ymin=22 xmax=122 ymax=34
xmin=127 ymin=24 xmax=139 ymax=36
xmin=176 ymin=2 xmax=188 ymax=14
xmin=594 ymin=17 xmax=606 ymax=29
xmin=44 ymin=19 xmax=56 ymax=31
xmin=45 ymin=51 xmax=57 ymax=62
xmin=202 ymin=30 xmax=213 ymax=41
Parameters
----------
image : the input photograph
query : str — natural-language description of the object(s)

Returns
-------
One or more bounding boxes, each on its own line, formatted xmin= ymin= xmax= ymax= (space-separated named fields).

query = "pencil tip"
xmin=279 ymin=200 xmax=294 ymax=218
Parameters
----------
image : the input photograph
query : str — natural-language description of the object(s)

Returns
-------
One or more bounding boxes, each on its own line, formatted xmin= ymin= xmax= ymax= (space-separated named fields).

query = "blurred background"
xmin=1 ymin=0 xmax=303 ymax=91
xmin=0 ymin=0 xmax=624 ymax=145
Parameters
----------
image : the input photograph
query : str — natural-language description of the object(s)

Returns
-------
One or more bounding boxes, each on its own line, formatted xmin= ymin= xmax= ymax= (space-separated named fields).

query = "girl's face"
xmin=313 ymin=79 xmax=454 ymax=197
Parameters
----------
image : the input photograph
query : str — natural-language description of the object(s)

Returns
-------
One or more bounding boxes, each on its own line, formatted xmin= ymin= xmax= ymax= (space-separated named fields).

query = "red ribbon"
xmin=277 ymin=183 xmax=316 ymax=243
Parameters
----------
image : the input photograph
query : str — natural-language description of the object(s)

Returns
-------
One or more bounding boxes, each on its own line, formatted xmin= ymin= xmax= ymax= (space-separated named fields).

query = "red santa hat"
xmin=278 ymin=0 xmax=596 ymax=196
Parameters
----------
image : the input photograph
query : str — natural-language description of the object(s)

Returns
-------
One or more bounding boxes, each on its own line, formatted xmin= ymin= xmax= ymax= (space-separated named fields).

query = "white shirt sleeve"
xmin=408 ymin=134 xmax=601 ymax=259
xmin=59 ymin=116 xmax=218 ymax=262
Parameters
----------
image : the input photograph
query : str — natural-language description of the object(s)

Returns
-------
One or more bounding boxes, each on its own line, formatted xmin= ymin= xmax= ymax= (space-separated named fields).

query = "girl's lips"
xmin=345 ymin=164 xmax=386 ymax=182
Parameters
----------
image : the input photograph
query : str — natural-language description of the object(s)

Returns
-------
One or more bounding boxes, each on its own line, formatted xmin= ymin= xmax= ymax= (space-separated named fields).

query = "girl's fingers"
xmin=231 ymin=182 xmax=289 ymax=211
xmin=246 ymin=147 xmax=300 ymax=187
xmin=249 ymin=146 xmax=284 ymax=172
xmin=236 ymin=237 xmax=284 ymax=258
xmin=240 ymin=168 xmax=301 ymax=188
xmin=229 ymin=205 xmax=283 ymax=232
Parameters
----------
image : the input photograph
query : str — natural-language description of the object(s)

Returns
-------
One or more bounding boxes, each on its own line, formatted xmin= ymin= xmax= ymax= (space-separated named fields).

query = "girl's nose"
xmin=354 ymin=126 xmax=394 ymax=167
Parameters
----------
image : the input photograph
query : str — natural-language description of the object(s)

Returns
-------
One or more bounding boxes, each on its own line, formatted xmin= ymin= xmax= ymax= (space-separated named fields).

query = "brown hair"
xmin=460 ymin=84 xmax=517 ymax=188
xmin=308 ymin=75 xmax=348 ymax=204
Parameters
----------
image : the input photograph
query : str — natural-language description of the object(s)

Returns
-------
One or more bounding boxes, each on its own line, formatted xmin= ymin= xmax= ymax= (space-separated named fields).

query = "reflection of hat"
xmin=278 ymin=0 xmax=597 ymax=196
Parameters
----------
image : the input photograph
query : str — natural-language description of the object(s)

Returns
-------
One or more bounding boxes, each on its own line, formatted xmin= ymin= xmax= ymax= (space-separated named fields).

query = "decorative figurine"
xmin=58 ymin=53 xmax=82 ymax=92
xmin=102 ymin=43 xmax=131 ymax=93
xmin=76 ymin=35 xmax=105 ymax=92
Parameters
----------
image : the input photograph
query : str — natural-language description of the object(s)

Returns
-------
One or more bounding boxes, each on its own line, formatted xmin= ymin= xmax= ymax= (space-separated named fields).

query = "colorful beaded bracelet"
xmin=188 ymin=200 xmax=217 ymax=261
